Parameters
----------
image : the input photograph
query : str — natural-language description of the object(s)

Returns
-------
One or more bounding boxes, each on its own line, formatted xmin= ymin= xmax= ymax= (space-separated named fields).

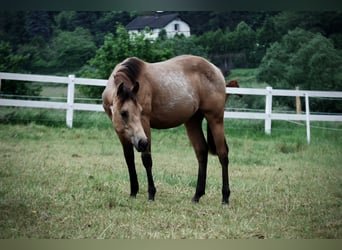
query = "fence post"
xmin=66 ymin=74 xmax=75 ymax=128
xmin=295 ymin=86 xmax=302 ymax=115
xmin=265 ymin=86 xmax=273 ymax=134
xmin=305 ymin=93 xmax=311 ymax=144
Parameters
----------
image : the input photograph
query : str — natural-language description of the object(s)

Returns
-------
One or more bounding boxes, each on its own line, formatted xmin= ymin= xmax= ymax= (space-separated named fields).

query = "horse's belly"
xmin=150 ymin=98 xmax=198 ymax=129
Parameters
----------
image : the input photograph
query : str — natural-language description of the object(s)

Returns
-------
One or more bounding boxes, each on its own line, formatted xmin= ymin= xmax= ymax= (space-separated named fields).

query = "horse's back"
xmin=150 ymin=55 xmax=226 ymax=94
xmin=153 ymin=55 xmax=226 ymax=104
xmin=160 ymin=55 xmax=224 ymax=81
xmin=144 ymin=55 xmax=226 ymax=128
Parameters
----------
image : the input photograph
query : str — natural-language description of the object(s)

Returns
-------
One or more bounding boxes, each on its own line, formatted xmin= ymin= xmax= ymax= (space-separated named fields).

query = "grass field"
xmin=0 ymin=115 xmax=341 ymax=239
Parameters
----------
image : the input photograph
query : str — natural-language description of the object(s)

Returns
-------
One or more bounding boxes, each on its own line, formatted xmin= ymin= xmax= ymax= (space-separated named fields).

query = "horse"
xmin=102 ymin=55 xmax=230 ymax=204
xmin=226 ymin=79 xmax=242 ymax=100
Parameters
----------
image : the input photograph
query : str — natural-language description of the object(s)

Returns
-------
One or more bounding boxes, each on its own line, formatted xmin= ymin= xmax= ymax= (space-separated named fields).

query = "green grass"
xmin=0 ymin=118 xmax=341 ymax=239
xmin=0 ymin=107 xmax=109 ymax=129
xmin=40 ymin=84 xmax=67 ymax=98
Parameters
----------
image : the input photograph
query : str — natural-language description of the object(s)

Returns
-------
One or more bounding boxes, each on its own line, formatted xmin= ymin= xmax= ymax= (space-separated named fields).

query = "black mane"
xmin=119 ymin=57 xmax=143 ymax=84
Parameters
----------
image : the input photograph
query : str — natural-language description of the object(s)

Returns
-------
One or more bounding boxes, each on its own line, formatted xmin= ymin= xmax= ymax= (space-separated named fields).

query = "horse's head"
xmin=111 ymin=82 xmax=148 ymax=152
xmin=226 ymin=80 xmax=242 ymax=98
xmin=226 ymin=80 xmax=239 ymax=88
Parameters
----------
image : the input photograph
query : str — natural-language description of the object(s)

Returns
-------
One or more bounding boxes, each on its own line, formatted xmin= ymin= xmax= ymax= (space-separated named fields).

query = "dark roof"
xmin=125 ymin=13 xmax=180 ymax=30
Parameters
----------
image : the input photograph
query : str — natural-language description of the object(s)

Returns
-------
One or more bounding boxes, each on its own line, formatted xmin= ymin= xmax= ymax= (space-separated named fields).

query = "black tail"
xmin=207 ymin=124 xmax=217 ymax=155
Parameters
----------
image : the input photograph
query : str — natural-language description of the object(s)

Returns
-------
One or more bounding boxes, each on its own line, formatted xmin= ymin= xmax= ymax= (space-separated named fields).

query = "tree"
xmin=197 ymin=21 xmax=258 ymax=70
xmin=54 ymin=11 xmax=77 ymax=31
xmin=0 ymin=11 xmax=29 ymax=46
xmin=0 ymin=41 xmax=41 ymax=96
xmin=48 ymin=28 xmax=97 ymax=73
xmin=80 ymin=24 xmax=173 ymax=98
xmin=254 ymin=18 xmax=281 ymax=67
xmin=196 ymin=29 xmax=233 ymax=74
xmin=257 ymin=18 xmax=279 ymax=49
xmin=25 ymin=11 xmax=53 ymax=41
xmin=0 ymin=41 xmax=27 ymax=72
xmin=16 ymin=36 xmax=49 ymax=74
xmin=257 ymin=28 xmax=342 ymax=112
xmin=157 ymin=34 xmax=207 ymax=58
xmin=234 ymin=21 xmax=256 ymax=51
xmin=273 ymin=11 xmax=342 ymax=37
xmin=179 ymin=11 xmax=275 ymax=35
xmin=233 ymin=21 xmax=258 ymax=67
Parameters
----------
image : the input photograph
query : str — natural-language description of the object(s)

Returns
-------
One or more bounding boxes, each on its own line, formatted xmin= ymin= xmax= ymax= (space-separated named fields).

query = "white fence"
xmin=225 ymin=86 xmax=342 ymax=143
xmin=1 ymin=72 xmax=342 ymax=143
xmin=0 ymin=72 xmax=106 ymax=128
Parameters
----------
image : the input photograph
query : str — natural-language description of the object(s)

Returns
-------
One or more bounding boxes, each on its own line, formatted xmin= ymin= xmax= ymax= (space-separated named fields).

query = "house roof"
xmin=125 ymin=13 xmax=181 ymax=30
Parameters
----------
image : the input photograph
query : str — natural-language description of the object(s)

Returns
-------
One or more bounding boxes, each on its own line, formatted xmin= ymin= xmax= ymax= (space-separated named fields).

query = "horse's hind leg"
xmin=185 ymin=111 xmax=208 ymax=202
xmin=206 ymin=114 xmax=230 ymax=204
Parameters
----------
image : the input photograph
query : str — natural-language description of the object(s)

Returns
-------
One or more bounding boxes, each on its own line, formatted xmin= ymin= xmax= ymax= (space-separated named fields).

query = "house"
xmin=125 ymin=13 xmax=191 ymax=40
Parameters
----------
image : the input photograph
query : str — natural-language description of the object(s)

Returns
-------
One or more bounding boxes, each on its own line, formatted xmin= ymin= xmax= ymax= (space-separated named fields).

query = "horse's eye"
xmin=120 ymin=110 xmax=128 ymax=120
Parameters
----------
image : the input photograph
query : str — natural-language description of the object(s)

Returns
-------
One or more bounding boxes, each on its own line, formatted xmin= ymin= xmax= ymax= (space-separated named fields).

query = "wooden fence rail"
xmin=1 ymin=72 xmax=341 ymax=143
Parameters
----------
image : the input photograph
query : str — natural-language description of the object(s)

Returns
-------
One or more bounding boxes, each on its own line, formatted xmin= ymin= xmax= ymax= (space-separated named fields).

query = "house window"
xmin=174 ymin=23 xmax=179 ymax=31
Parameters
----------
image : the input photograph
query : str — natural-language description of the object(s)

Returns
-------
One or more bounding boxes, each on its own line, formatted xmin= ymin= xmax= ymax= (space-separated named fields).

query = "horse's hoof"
xmin=221 ymin=200 xmax=229 ymax=205
xmin=191 ymin=197 xmax=200 ymax=203
xmin=148 ymin=188 xmax=156 ymax=202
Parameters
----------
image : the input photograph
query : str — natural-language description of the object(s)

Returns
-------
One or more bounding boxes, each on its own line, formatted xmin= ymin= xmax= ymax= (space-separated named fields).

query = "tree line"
xmin=0 ymin=11 xmax=341 ymax=111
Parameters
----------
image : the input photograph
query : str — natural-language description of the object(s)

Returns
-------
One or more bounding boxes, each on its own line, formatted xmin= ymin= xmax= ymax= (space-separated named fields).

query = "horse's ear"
xmin=132 ymin=81 xmax=139 ymax=95
xmin=117 ymin=82 xmax=125 ymax=97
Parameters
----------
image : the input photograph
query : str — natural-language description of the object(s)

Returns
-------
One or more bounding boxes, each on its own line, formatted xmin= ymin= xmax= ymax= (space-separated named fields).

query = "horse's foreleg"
xmin=140 ymin=120 xmax=156 ymax=201
xmin=122 ymin=143 xmax=139 ymax=197
xmin=141 ymin=152 xmax=156 ymax=201
xmin=185 ymin=112 xmax=208 ymax=203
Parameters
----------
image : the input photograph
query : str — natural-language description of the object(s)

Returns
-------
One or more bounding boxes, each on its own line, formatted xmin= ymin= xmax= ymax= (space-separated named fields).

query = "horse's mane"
xmin=116 ymin=57 xmax=144 ymax=85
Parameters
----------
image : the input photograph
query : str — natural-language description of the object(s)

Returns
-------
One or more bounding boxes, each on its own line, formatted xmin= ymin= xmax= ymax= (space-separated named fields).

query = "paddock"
xmin=0 ymin=120 xmax=341 ymax=238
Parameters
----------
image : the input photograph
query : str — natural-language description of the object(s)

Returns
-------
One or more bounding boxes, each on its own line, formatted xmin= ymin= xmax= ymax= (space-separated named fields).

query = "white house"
xmin=125 ymin=13 xmax=191 ymax=40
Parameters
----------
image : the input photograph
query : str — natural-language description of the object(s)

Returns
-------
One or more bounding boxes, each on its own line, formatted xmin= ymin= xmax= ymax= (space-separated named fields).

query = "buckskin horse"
xmin=102 ymin=55 xmax=230 ymax=204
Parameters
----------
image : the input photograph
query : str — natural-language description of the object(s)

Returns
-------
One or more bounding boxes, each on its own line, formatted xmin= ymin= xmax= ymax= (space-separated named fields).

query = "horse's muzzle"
xmin=136 ymin=138 xmax=149 ymax=152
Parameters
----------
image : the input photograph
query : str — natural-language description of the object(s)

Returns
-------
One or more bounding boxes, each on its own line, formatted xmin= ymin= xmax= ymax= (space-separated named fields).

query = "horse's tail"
xmin=207 ymin=124 xmax=217 ymax=155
